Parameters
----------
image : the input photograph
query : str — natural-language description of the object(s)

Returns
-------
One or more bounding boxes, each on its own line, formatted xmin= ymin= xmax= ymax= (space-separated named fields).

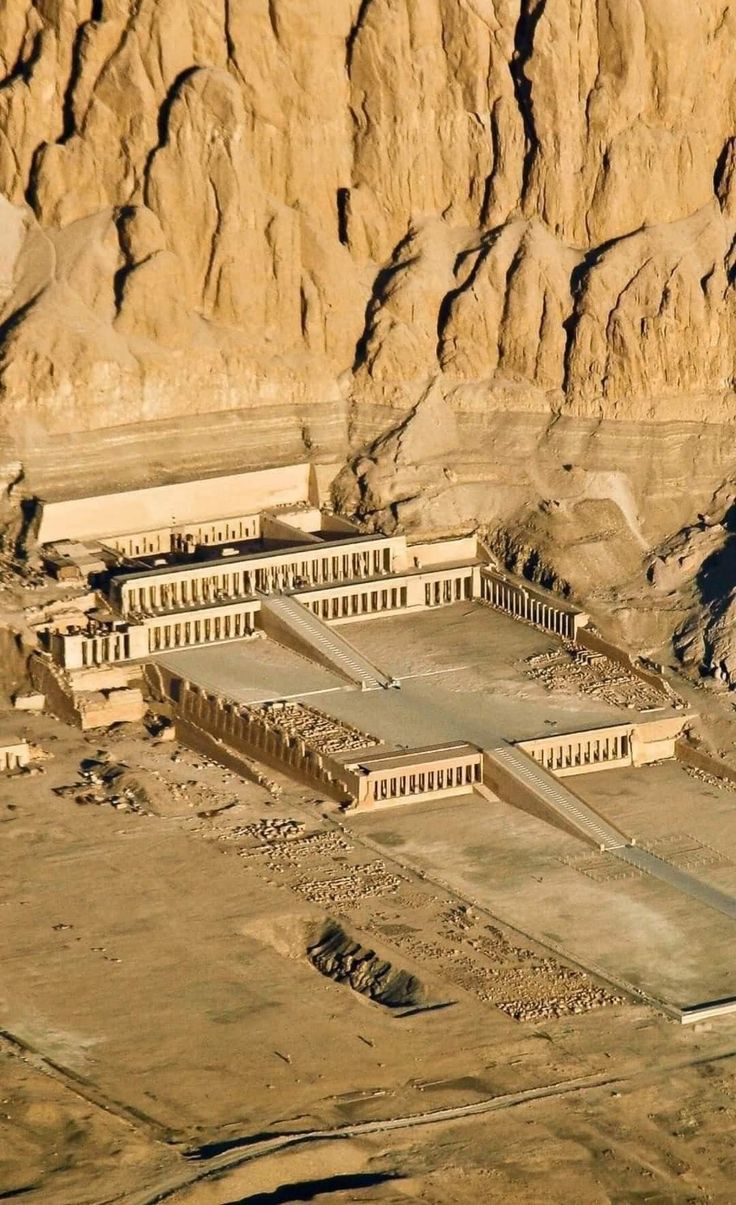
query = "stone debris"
xmin=231 ymin=817 xmax=306 ymax=843
xmin=294 ymin=861 xmax=403 ymax=906
xmin=27 ymin=743 xmax=52 ymax=762
xmin=240 ymin=829 xmax=351 ymax=871
xmin=497 ymin=984 xmax=624 ymax=1022
xmin=13 ymin=692 xmax=45 ymax=713
xmin=525 ymin=643 xmax=666 ymax=711
xmin=53 ymin=758 xmax=153 ymax=814
xmin=252 ymin=701 xmax=378 ymax=756
xmin=383 ymin=906 xmax=625 ymax=1021
xmin=683 ymin=765 xmax=736 ymax=794
xmin=189 ymin=781 xmax=629 ymax=1024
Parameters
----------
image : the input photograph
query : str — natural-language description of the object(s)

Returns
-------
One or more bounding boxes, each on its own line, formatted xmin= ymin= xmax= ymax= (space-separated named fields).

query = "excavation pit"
xmin=306 ymin=920 xmax=440 ymax=1012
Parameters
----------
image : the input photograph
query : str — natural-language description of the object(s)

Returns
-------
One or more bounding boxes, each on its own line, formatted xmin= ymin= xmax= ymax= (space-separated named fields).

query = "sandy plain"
xmin=3 ymin=600 xmax=736 ymax=1202
xmin=4 ymin=710 xmax=736 ymax=1204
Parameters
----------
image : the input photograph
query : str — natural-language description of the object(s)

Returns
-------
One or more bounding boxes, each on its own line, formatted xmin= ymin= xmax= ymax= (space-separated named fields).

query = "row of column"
xmin=148 ymin=609 xmax=254 ymax=652
xmin=482 ymin=574 xmax=574 ymax=637
xmin=310 ymin=584 xmax=408 ymax=621
xmin=79 ymin=631 xmax=130 ymax=666
xmin=532 ymin=732 xmax=630 ymax=771
xmin=179 ymin=516 xmax=259 ymax=548
xmin=121 ymin=544 xmax=393 ymax=614
xmin=425 ymin=576 xmax=470 ymax=607
xmin=181 ymin=694 xmax=335 ymax=794
xmin=111 ymin=516 xmax=260 ymax=558
xmin=370 ymin=760 xmax=481 ymax=802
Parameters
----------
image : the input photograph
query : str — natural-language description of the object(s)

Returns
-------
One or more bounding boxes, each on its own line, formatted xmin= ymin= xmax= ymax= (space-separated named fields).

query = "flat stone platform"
xmin=347 ymin=782 xmax=736 ymax=1011
xmin=155 ymin=639 xmax=346 ymax=705
xmin=160 ymin=603 xmax=676 ymax=741
xmin=287 ymin=604 xmax=681 ymax=748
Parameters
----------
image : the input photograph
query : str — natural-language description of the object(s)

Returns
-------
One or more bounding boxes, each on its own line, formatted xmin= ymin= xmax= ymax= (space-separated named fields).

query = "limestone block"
xmin=13 ymin=691 xmax=45 ymax=712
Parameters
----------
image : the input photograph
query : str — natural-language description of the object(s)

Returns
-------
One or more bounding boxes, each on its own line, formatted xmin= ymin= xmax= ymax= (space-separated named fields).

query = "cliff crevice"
xmin=0 ymin=0 xmax=733 ymax=439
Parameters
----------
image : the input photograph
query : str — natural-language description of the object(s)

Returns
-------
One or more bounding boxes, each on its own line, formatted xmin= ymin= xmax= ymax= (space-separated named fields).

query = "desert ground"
xmin=3 ymin=601 xmax=736 ymax=1203
xmin=4 ymin=2 xmax=736 ymax=1200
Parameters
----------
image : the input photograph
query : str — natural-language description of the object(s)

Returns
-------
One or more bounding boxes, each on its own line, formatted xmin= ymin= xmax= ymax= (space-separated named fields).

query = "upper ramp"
xmin=260 ymin=594 xmax=394 ymax=691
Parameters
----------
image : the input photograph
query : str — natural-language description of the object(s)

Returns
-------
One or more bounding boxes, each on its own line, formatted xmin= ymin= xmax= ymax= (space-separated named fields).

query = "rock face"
xmin=2 ymin=2 xmax=736 ymax=676
xmin=0 ymin=0 xmax=734 ymax=438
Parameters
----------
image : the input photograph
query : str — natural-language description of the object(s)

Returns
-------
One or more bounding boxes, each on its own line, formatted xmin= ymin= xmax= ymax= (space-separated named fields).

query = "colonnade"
xmin=305 ymin=583 xmax=409 ymax=622
xmin=105 ymin=513 xmax=260 ymax=557
xmin=54 ymin=603 xmax=259 ymax=667
xmin=479 ymin=570 xmax=579 ymax=638
xmin=522 ymin=727 xmax=632 ymax=774
xmin=425 ymin=575 xmax=473 ymax=607
xmin=79 ymin=629 xmax=132 ymax=666
xmin=178 ymin=688 xmax=350 ymax=800
xmin=173 ymin=515 xmax=259 ymax=550
xmin=365 ymin=758 xmax=481 ymax=805
xmin=114 ymin=541 xmax=395 ymax=616
xmin=177 ymin=684 xmax=484 ymax=808
xmin=299 ymin=566 xmax=475 ymax=623
xmin=55 ymin=624 xmax=147 ymax=669
xmin=147 ymin=607 xmax=256 ymax=653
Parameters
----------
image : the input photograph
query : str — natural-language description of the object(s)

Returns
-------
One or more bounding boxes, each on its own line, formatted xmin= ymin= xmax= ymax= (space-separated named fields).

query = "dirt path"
xmin=122 ymin=1047 xmax=736 ymax=1205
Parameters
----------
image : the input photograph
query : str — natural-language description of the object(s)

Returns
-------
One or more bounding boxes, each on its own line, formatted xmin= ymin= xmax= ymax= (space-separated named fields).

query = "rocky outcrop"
xmin=0 ymin=1 xmax=734 ymax=439
xmin=3 ymin=2 xmax=736 ymax=680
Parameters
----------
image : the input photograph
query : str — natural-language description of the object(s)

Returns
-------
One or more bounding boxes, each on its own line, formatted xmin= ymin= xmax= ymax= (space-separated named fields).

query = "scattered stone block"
xmin=13 ymin=692 xmax=45 ymax=712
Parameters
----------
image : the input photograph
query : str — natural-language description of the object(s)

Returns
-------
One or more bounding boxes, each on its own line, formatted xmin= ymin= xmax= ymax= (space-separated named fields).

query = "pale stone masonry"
xmin=40 ymin=492 xmax=484 ymax=668
xmin=478 ymin=566 xmax=588 ymax=639
xmin=516 ymin=715 xmax=687 ymax=776
xmin=30 ymin=462 xmax=688 ymax=806
xmin=0 ymin=739 xmax=30 ymax=772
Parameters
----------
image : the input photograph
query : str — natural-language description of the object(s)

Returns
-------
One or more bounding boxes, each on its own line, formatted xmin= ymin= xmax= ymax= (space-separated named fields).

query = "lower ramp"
xmin=260 ymin=594 xmax=394 ymax=691
xmin=616 ymin=846 xmax=736 ymax=921
xmin=484 ymin=745 xmax=630 ymax=850
xmin=485 ymin=745 xmax=736 ymax=927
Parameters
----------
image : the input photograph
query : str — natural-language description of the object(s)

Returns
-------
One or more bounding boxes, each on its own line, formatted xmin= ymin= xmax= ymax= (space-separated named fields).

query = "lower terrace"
xmin=346 ymin=765 xmax=736 ymax=1010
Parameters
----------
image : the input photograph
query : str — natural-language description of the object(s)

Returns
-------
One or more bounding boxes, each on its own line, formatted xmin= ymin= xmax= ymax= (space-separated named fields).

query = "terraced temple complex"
xmin=25 ymin=463 xmax=688 ymax=817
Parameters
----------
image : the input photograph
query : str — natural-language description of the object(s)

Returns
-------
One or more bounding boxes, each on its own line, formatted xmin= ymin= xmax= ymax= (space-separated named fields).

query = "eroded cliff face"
xmin=0 ymin=0 xmax=734 ymax=438
xmin=2 ymin=2 xmax=736 ymax=675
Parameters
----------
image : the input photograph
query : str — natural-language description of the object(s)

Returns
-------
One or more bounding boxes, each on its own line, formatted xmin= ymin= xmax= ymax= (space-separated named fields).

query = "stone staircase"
xmin=261 ymin=594 xmax=394 ymax=691
xmin=486 ymin=744 xmax=629 ymax=850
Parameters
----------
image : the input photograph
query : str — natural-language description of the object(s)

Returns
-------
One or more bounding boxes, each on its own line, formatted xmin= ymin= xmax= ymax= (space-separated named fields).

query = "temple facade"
xmin=29 ymin=463 xmax=688 ymax=815
xmin=38 ymin=486 xmax=579 ymax=672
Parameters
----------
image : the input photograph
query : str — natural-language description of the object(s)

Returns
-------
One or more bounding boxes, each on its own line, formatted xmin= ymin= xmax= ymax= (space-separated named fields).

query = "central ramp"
xmin=260 ymin=594 xmax=394 ymax=691
xmin=484 ymin=744 xmax=630 ymax=850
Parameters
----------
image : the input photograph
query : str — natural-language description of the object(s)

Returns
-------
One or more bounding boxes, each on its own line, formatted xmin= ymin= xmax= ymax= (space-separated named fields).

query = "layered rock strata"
xmin=0 ymin=0 xmax=733 ymax=437
xmin=2 ymin=2 xmax=736 ymax=679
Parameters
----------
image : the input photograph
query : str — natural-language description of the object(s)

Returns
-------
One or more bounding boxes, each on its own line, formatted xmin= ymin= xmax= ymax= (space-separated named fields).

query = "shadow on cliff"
xmin=696 ymin=504 xmax=736 ymax=611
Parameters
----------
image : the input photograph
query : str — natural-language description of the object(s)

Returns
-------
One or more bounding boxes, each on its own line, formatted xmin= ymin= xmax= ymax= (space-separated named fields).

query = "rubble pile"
xmin=252 ymin=701 xmax=378 ymax=756
xmin=525 ymin=644 xmax=666 ymax=711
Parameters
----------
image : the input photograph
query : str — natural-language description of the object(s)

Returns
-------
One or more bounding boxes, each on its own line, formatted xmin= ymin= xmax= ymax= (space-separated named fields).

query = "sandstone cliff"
xmin=0 ymin=0 xmax=734 ymax=438
xmin=3 ymin=1 xmax=736 ymax=681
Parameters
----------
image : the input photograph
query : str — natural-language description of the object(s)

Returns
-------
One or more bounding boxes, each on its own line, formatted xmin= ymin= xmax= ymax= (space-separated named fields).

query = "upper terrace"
xmin=33 ymin=462 xmax=326 ymax=547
